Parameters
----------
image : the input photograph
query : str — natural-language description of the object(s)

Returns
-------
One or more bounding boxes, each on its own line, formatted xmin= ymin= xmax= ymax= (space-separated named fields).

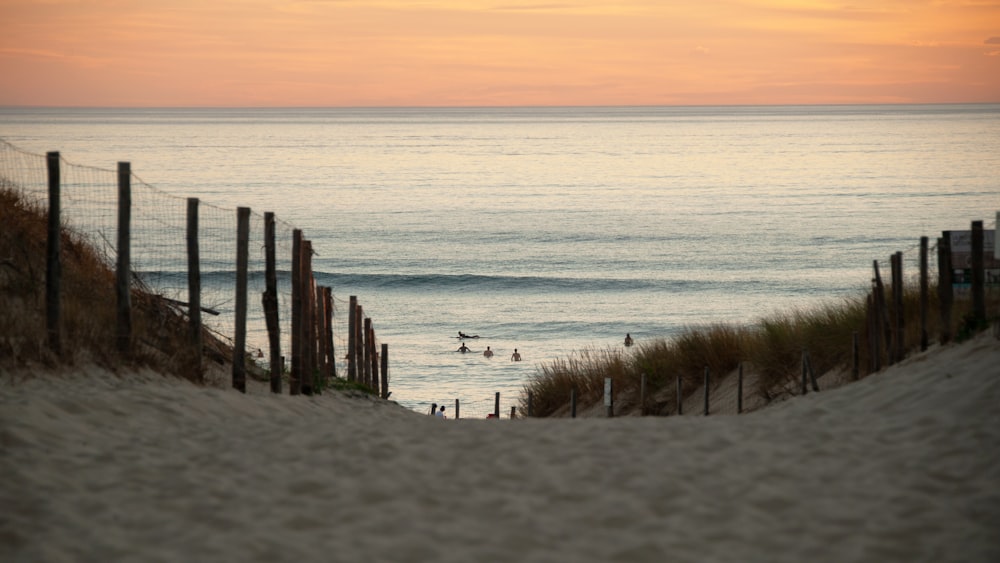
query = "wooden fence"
xmin=34 ymin=149 xmax=389 ymax=398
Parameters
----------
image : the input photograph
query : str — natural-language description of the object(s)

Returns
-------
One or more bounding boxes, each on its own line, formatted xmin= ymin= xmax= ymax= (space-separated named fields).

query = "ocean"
xmin=2 ymin=105 xmax=998 ymax=414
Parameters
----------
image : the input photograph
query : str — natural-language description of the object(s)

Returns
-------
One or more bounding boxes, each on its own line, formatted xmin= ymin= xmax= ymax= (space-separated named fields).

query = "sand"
xmin=2 ymin=331 xmax=999 ymax=562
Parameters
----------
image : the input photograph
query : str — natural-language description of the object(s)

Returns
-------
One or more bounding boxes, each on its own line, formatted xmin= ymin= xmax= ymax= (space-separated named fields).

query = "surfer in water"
xmin=458 ymin=331 xmax=479 ymax=339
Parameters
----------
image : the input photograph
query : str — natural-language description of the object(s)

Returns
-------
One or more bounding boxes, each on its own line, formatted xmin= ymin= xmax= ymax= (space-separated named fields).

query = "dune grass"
xmin=522 ymin=268 xmax=998 ymax=418
xmin=0 ymin=184 xmax=222 ymax=380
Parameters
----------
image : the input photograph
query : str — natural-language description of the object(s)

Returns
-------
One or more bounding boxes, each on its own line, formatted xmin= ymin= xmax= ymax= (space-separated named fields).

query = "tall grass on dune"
xmin=522 ymin=271 xmax=997 ymax=418
xmin=0 ymin=184 xmax=224 ymax=379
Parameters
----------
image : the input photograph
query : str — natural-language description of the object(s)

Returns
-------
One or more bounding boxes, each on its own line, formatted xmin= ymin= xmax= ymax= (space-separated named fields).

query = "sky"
xmin=1 ymin=0 xmax=998 ymax=107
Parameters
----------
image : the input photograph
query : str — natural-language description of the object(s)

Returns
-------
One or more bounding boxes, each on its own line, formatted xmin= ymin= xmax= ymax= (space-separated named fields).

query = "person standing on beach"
xmin=484 ymin=346 xmax=494 ymax=358
xmin=511 ymin=348 xmax=522 ymax=361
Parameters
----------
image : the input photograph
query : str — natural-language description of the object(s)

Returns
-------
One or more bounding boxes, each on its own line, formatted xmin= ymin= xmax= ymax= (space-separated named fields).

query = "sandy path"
xmin=2 ymin=332 xmax=999 ymax=562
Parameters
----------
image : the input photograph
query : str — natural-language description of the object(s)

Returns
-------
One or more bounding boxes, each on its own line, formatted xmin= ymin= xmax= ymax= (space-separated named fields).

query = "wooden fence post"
xmin=801 ymin=351 xmax=808 ymax=395
xmin=939 ymin=232 xmax=953 ymax=344
xmin=570 ymin=389 xmax=577 ymax=418
xmin=233 ymin=206 xmax=250 ymax=393
xmin=263 ymin=212 xmax=281 ymax=393
xmin=494 ymin=392 xmax=500 ymax=418
xmin=873 ymin=260 xmax=889 ymax=367
xmin=703 ymin=367 xmax=710 ymax=416
xmin=919 ymin=236 xmax=929 ymax=352
xmin=604 ymin=377 xmax=613 ymax=418
xmin=45 ymin=152 xmax=61 ymax=356
xmin=116 ymin=162 xmax=131 ymax=356
xmin=510 ymin=406 xmax=517 ymax=419
xmin=805 ymin=350 xmax=819 ymax=392
xmin=354 ymin=303 xmax=364 ymax=384
xmin=324 ymin=287 xmax=335 ymax=381
xmin=301 ymin=240 xmax=315 ymax=395
xmin=891 ymin=251 xmax=904 ymax=363
xmin=380 ymin=343 xmax=389 ymax=399
xmin=972 ymin=220 xmax=986 ymax=328
xmin=290 ymin=229 xmax=302 ymax=395
xmin=676 ymin=375 xmax=683 ymax=415
xmin=347 ymin=295 xmax=357 ymax=382
xmin=363 ymin=317 xmax=373 ymax=388
xmin=737 ymin=362 xmax=743 ymax=414
xmin=639 ymin=373 xmax=646 ymax=416
xmin=527 ymin=391 xmax=533 ymax=418
xmin=852 ymin=331 xmax=860 ymax=381
xmin=315 ymin=285 xmax=327 ymax=392
xmin=454 ymin=398 xmax=459 ymax=419
xmin=186 ymin=198 xmax=202 ymax=377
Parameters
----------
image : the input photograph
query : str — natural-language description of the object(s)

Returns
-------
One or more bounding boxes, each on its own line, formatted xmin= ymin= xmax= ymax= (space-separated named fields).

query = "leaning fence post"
xmin=263 ymin=212 xmax=281 ymax=393
xmin=116 ymin=162 xmax=132 ymax=356
xmin=233 ymin=206 xmax=250 ymax=393
xmin=186 ymin=198 xmax=202 ymax=377
xmin=45 ymin=152 xmax=61 ymax=356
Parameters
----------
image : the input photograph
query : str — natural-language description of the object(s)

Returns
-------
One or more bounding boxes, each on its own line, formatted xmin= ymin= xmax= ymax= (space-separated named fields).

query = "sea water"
xmin=2 ymin=105 xmax=999 ymax=414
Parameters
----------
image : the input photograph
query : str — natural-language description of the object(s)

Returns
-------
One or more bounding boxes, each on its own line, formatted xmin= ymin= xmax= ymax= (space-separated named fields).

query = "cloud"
xmin=691 ymin=45 xmax=709 ymax=56
xmin=986 ymin=37 xmax=1000 ymax=44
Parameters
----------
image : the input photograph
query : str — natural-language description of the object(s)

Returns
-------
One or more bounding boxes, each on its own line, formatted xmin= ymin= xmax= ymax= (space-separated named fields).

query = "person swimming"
xmin=458 ymin=342 xmax=471 ymax=353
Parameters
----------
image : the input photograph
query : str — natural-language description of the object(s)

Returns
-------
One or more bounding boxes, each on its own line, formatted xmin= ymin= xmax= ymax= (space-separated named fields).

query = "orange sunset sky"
xmin=1 ymin=0 xmax=998 ymax=107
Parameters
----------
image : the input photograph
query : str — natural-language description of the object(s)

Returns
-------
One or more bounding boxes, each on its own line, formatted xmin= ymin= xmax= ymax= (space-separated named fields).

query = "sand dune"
xmin=2 ymin=331 xmax=999 ymax=562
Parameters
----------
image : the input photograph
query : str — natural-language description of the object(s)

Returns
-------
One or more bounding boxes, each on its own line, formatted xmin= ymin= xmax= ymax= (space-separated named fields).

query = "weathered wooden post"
xmin=290 ymin=230 xmax=303 ymax=395
xmin=354 ymin=303 xmax=364 ymax=384
xmin=801 ymin=351 xmax=808 ymax=395
xmin=703 ymin=367 xmax=710 ymax=416
xmin=604 ymin=377 xmax=613 ymax=418
xmin=116 ymin=162 xmax=132 ymax=356
xmin=301 ymin=240 xmax=314 ymax=395
xmin=676 ymin=375 xmax=683 ymax=415
xmin=381 ymin=343 xmax=389 ymax=399
xmin=45 ymin=152 xmax=61 ymax=356
xmin=347 ymin=295 xmax=358 ymax=382
xmin=363 ymin=317 xmax=373 ymax=388
xmin=737 ymin=362 xmax=744 ymax=414
xmin=570 ymin=389 xmax=577 ymax=418
xmin=873 ymin=260 xmax=889 ymax=368
xmin=510 ymin=406 xmax=517 ymax=419
xmin=186 ymin=198 xmax=202 ymax=377
xmin=263 ymin=212 xmax=281 ymax=393
xmin=971 ymin=220 xmax=986 ymax=329
xmin=891 ymin=251 xmax=904 ymax=363
xmin=919 ymin=236 xmax=929 ymax=352
xmin=233 ymin=206 xmax=250 ymax=393
xmin=938 ymin=233 xmax=953 ymax=344
xmin=639 ymin=373 xmax=647 ymax=416
xmin=369 ymin=323 xmax=379 ymax=396
xmin=527 ymin=391 xmax=533 ymax=418
xmin=852 ymin=331 xmax=860 ymax=381
xmin=454 ymin=398 xmax=460 ymax=420
xmin=323 ymin=287 xmax=335 ymax=381
xmin=494 ymin=392 xmax=500 ymax=418
xmin=805 ymin=350 xmax=819 ymax=392
xmin=315 ymin=285 xmax=327 ymax=393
